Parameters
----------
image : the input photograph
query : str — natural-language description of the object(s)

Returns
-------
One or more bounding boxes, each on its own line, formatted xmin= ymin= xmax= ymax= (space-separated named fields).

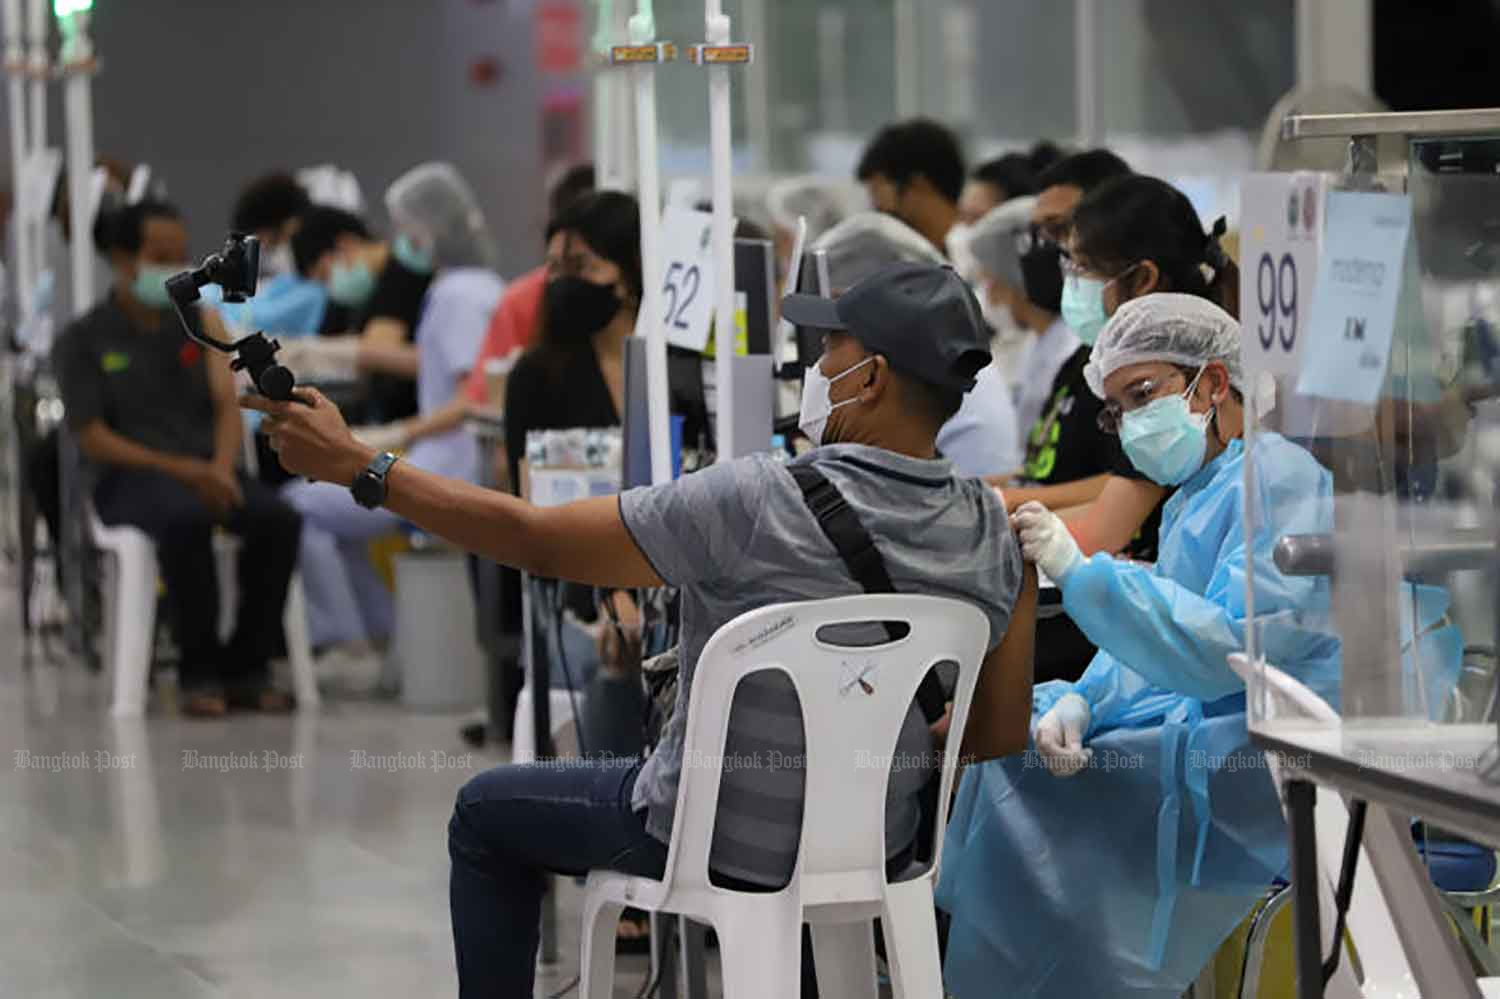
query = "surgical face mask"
xmin=1019 ymin=243 xmax=1064 ymax=313
xmin=946 ymin=222 xmax=979 ymax=283
xmin=1119 ymin=367 xmax=1212 ymax=486
xmin=393 ymin=234 xmax=436 ymax=275
xmin=798 ymin=355 xmax=874 ymax=446
xmin=260 ymin=242 xmax=295 ymax=280
xmin=328 ymin=259 xmax=376 ymax=307
xmin=979 ymin=283 xmax=1025 ymax=348
xmin=1060 ymin=262 xmax=1140 ymax=346
xmin=1060 ymin=273 xmax=1109 ymax=345
xmin=131 ymin=264 xmax=176 ymax=310
xmin=544 ymin=275 xmax=621 ymax=344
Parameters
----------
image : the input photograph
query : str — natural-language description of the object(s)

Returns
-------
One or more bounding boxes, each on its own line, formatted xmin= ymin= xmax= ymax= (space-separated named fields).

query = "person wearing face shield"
xmin=242 ymin=262 xmax=1036 ymax=997
xmin=936 ymin=293 xmax=1343 ymax=998
xmin=810 ymin=213 xmax=1022 ymax=477
xmin=277 ymin=164 xmax=503 ymax=679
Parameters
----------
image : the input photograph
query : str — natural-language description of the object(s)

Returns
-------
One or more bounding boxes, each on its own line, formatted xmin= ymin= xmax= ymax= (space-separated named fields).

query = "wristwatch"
xmin=351 ymin=451 xmax=400 ymax=509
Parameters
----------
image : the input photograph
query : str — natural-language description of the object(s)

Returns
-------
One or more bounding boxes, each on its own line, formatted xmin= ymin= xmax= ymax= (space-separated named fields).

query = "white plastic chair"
xmin=91 ymin=505 xmax=319 ymax=717
xmin=579 ymin=594 xmax=990 ymax=999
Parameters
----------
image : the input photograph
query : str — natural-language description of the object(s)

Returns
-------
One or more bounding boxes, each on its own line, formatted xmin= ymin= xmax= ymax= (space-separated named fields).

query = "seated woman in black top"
xmin=504 ymin=191 xmax=639 ymax=486
xmin=504 ymin=191 xmax=646 ymax=772
xmin=1005 ymin=175 xmax=1239 ymax=556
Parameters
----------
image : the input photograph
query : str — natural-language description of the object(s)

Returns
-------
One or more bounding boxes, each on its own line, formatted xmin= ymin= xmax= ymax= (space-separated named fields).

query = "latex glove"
xmin=1010 ymin=501 xmax=1083 ymax=582
xmin=1032 ymin=692 xmax=1093 ymax=778
xmin=351 ymin=423 xmax=409 ymax=454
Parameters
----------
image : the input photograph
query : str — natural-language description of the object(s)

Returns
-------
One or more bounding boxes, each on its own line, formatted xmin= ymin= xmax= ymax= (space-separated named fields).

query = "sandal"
xmin=616 ymin=908 xmax=652 ymax=954
xmin=226 ymin=687 xmax=296 ymax=713
xmin=182 ymin=690 xmax=229 ymax=719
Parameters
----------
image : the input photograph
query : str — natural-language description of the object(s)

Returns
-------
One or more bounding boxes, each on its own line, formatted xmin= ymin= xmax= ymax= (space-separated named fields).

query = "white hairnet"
xmin=384 ymin=162 xmax=497 ymax=270
xmin=766 ymin=175 xmax=849 ymax=243
xmin=965 ymin=195 xmax=1037 ymax=289
xmin=1084 ymin=292 xmax=1243 ymax=400
xmin=812 ymin=211 xmax=944 ymax=292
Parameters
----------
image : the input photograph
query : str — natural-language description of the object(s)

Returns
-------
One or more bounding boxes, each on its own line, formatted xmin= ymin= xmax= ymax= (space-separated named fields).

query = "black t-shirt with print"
xmin=1020 ymin=344 xmax=1163 ymax=562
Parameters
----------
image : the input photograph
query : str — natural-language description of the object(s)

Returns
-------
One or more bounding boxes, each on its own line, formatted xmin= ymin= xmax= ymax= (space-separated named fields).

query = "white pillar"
xmin=740 ymin=0 xmax=769 ymax=170
xmin=24 ymin=0 xmax=46 ymax=295
xmin=705 ymin=2 xmax=736 ymax=460
xmin=3 ymin=0 xmax=33 ymax=318
xmin=816 ymin=8 xmax=848 ymax=135
xmin=1073 ymin=0 xmax=1099 ymax=147
xmin=1296 ymin=0 xmax=1372 ymax=93
xmin=629 ymin=7 xmax=672 ymax=486
xmin=893 ymin=0 xmax=918 ymax=119
xmin=592 ymin=0 xmax=635 ymax=192
xmin=59 ymin=10 xmax=93 ymax=318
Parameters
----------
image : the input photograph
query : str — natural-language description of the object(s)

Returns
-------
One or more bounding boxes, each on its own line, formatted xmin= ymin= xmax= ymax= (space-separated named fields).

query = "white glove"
xmin=1010 ymin=501 xmax=1083 ymax=581
xmin=1032 ymin=693 xmax=1093 ymax=778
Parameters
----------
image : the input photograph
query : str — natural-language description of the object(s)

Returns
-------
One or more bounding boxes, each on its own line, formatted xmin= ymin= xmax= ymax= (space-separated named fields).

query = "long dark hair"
xmin=532 ymin=190 xmax=643 ymax=361
xmin=1072 ymin=175 xmax=1239 ymax=318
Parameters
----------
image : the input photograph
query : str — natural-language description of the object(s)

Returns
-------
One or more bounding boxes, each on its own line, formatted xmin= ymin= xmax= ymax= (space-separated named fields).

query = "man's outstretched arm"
xmin=245 ymin=388 xmax=664 ymax=589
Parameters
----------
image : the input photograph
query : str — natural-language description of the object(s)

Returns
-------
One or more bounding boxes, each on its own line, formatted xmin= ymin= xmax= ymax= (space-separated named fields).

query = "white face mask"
xmin=979 ymin=281 xmax=1026 ymax=350
xmin=261 ymin=242 xmax=295 ymax=279
xmin=798 ymin=355 xmax=874 ymax=446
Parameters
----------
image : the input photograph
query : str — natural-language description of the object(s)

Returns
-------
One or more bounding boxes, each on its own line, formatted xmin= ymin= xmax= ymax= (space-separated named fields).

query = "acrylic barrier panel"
xmin=1243 ymin=154 xmax=1500 ymax=754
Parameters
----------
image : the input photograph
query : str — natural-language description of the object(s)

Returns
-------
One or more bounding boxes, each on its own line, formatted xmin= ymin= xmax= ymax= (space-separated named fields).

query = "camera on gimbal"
xmin=166 ymin=233 xmax=297 ymax=401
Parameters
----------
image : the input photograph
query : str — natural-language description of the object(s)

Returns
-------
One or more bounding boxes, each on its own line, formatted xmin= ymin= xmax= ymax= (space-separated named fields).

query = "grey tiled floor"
xmin=0 ymin=589 xmax=676 ymax=998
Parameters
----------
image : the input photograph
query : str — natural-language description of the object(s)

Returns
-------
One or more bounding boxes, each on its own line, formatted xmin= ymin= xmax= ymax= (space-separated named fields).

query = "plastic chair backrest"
xmin=663 ymin=594 xmax=990 ymax=900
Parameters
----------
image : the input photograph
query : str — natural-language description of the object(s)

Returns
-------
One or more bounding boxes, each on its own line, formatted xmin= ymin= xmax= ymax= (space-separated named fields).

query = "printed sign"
xmin=1295 ymin=191 xmax=1412 ymax=404
xmin=1238 ymin=172 xmax=1328 ymax=377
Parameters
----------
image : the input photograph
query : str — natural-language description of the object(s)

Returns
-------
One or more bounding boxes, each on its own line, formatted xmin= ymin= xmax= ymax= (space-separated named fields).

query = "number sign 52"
xmin=1256 ymin=251 xmax=1297 ymax=353
xmin=662 ymin=261 xmax=701 ymax=331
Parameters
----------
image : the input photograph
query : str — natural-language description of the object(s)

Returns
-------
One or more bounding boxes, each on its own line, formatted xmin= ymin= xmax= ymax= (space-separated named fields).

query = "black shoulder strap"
xmin=788 ymin=463 xmax=949 ymax=725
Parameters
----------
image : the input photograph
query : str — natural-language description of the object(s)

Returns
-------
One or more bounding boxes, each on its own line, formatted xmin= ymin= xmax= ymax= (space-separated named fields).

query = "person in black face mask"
xmin=503 ymin=190 xmax=640 ymax=490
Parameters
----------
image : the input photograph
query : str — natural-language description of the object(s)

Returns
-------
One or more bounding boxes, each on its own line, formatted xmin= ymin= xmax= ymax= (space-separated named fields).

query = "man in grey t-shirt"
xmin=248 ymin=262 xmax=1038 ymax=997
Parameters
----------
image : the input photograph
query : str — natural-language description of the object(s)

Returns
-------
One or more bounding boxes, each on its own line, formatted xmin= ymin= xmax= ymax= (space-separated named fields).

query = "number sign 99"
xmin=1255 ymin=251 xmax=1297 ymax=353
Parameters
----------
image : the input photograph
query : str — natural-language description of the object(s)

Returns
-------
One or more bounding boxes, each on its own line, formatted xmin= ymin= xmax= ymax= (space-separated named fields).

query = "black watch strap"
xmin=352 ymin=451 xmax=400 ymax=509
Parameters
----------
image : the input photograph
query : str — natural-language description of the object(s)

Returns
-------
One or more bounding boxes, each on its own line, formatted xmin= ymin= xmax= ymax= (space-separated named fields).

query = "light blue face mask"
xmin=131 ymin=264 xmax=177 ymax=310
xmin=1060 ymin=263 xmax=1140 ymax=345
xmin=392 ymin=234 xmax=435 ymax=275
xmin=328 ymin=259 xmax=376 ymax=306
xmin=1119 ymin=366 xmax=1212 ymax=486
xmin=1060 ymin=273 xmax=1109 ymax=345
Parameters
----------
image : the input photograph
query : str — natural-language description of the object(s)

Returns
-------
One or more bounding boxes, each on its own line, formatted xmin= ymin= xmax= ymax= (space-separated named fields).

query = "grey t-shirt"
xmin=620 ymin=443 xmax=1022 ymax=885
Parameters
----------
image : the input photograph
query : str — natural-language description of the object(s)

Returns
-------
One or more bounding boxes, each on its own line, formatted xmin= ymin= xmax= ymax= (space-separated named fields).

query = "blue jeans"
xmin=447 ymin=756 xmax=667 ymax=997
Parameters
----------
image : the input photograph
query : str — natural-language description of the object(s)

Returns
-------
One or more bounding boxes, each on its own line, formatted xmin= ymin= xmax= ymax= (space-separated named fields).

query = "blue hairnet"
xmin=1084 ymin=292 xmax=1243 ymax=399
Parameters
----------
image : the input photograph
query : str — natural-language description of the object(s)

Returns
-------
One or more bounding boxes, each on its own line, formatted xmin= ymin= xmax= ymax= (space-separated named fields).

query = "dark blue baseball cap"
xmin=781 ymin=262 xmax=992 ymax=392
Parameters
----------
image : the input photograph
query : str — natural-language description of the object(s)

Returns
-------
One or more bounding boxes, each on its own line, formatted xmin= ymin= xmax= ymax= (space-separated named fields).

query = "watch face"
xmin=351 ymin=471 xmax=381 ymax=508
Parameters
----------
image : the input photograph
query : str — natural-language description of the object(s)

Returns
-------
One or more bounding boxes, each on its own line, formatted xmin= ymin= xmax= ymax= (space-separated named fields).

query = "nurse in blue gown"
xmin=938 ymin=294 xmax=1341 ymax=998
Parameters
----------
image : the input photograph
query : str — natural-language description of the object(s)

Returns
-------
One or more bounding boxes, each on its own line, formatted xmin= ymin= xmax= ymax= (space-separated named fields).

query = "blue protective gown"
xmin=938 ymin=431 xmax=1464 ymax=998
xmin=939 ymin=433 xmax=1338 ymax=998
